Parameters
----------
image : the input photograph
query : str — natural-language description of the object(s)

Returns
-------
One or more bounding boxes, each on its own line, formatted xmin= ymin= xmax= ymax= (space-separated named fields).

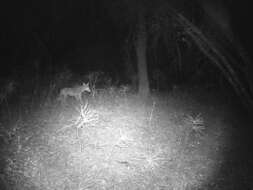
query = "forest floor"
xmin=0 ymin=85 xmax=253 ymax=190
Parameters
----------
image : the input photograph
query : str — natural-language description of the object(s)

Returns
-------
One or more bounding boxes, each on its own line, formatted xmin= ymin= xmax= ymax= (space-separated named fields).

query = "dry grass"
xmin=0 ymin=84 xmax=248 ymax=190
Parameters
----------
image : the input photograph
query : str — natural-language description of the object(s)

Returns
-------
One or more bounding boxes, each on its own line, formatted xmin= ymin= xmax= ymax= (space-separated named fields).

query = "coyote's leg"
xmin=76 ymin=94 xmax=83 ymax=104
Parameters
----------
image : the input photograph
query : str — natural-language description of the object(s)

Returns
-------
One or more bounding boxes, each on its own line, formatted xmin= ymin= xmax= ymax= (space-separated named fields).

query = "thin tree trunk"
xmin=136 ymin=13 xmax=149 ymax=98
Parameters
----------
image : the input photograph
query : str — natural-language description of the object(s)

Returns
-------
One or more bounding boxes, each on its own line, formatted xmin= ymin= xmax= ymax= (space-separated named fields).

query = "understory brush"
xmin=0 ymin=77 xmax=251 ymax=190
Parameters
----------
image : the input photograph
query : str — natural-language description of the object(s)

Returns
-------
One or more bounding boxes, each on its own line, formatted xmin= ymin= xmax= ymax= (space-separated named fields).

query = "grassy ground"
xmin=0 ymin=84 xmax=252 ymax=190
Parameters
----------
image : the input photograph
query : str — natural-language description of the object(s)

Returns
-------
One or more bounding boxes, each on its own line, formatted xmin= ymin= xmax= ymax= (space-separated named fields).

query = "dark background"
xmin=0 ymin=0 xmax=252 ymax=79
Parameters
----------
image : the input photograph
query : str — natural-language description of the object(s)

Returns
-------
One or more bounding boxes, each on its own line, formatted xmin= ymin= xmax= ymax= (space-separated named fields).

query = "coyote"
xmin=58 ymin=82 xmax=90 ymax=103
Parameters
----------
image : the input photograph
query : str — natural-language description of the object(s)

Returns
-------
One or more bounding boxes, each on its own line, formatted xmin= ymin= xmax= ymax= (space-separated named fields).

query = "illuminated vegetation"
xmin=1 ymin=73 xmax=245 ymax=190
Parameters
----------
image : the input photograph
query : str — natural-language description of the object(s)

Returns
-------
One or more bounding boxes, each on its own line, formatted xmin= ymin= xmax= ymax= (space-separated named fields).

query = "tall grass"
xmin=0 ymin=71 xmax=251 ymax=190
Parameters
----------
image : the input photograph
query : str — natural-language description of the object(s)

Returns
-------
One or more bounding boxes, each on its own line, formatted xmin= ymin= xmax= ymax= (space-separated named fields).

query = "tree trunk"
xmin=136 ymin=13 xmax=150 ymax=98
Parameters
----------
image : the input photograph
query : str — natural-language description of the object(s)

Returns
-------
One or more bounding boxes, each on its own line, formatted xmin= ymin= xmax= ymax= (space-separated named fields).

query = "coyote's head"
xmin=82 ymin=82 xmax=91 ymax=92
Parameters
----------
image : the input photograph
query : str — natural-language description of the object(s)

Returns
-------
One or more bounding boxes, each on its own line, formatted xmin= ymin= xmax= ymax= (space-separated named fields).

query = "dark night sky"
xmin=0 ymin=0 xmax=252 ymax=77
xmin=230 ymin=1 xmax=253 ymax=54
xmin=1 ymin=0 xmax=120 ymax=53
xmin=0 ymin=0 xmax=123 ymax=75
